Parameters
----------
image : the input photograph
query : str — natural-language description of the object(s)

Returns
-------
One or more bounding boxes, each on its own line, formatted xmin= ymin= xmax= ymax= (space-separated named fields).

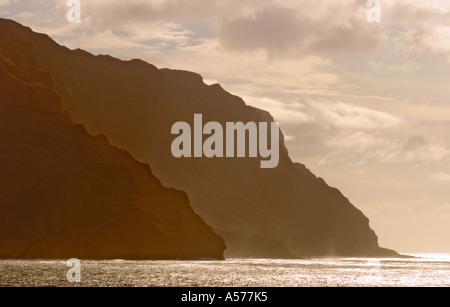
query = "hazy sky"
xmin=1 ymin=0 xmax=449 ymax=253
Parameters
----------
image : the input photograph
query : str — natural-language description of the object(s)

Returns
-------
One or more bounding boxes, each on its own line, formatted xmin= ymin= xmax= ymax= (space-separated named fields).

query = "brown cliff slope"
xmin=0 ymin=22 xmax=225 ymax=260
xmin=0 ymin=19 xmax=398 ymax=258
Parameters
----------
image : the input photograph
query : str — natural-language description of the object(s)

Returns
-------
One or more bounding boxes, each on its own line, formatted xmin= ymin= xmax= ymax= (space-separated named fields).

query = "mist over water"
xmin=1 ymin=254 xmax=448 ymax=287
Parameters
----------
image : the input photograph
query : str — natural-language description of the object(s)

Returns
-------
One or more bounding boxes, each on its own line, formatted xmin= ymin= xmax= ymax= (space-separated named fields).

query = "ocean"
xmin=0 ymin=254 xmax=448 ymax=287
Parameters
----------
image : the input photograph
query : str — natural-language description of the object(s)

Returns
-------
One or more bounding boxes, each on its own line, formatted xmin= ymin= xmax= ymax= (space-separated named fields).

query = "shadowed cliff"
xmin=0 ymin=19 xmax=399 ymax=258
xmin=0 ymin=22 xmax=225 ymax=260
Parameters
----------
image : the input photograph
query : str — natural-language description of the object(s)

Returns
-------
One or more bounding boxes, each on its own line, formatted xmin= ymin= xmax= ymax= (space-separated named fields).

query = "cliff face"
xmin=0 ymin=22 xmax=225 ymax=260
xmin=0 ymin=18 xmax=398 ymax=258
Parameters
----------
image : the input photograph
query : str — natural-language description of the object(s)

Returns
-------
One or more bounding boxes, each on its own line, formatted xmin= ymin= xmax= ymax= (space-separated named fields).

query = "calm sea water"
xmin=0 ymin=254 xmax=448 ymax=287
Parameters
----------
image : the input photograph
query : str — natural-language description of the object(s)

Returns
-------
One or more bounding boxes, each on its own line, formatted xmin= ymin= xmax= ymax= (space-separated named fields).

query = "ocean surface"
xmin=0 ymin=254 xmax=448 ymax=287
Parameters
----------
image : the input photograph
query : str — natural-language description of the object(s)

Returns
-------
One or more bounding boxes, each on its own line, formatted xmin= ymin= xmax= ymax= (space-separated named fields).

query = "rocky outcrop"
xmin=0 ymin=22 xmax=225 ymax=260
xmin=0 ymin=18 xmax=398 ymax=258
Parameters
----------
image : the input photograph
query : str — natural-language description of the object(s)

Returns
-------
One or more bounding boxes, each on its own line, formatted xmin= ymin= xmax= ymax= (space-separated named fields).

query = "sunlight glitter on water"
xmin=0 ymin=254 xmax=449 ymax=287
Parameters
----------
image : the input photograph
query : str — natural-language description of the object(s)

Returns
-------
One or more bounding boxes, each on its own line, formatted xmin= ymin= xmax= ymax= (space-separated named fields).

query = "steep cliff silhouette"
xmin=0 ymin=21 xmax=225 ymax=260
xmin=0 ymin=19 xmax=398 ymax=258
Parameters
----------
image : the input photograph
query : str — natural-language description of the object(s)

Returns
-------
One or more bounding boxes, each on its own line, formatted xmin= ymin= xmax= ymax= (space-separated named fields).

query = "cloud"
xmin=381 ymin=1 xmax=450 ymax=57
xmin=216 ymin=0 xmax=450 ymax=58
xmin=370 ymin=60 xmax=421 ymax=73
xmin=11 ymin=0 xmax=447 ymax=59
xmin=81 ymin=0 xmax=269 ymax=28
xmin=0 ymin=0 xmax=17 ymax=12
xmin=0 ymin=0 xmax=18 ymax=6
xmin=242 ymin=96 xmax=450 ymax=170
xmin=402 ymin=135 xmax=427 ymax=151
xmin=64 ymin=21 xmax=193 ymax=52
xmin=429 ymin=172 xmax=450 ymax=182
xmin=313 ymin=101 xmax=403 ymax=129
xmin=243 ymin=96 xmax=312 ymax=124
xmin=219 ymin=2 xmax=382 ymax=58
xmin=245 ymin=97 xmax=403 ymax=129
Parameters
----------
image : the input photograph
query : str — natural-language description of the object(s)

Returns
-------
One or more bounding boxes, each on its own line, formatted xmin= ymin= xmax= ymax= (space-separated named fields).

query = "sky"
xmin=1 ymin=0 xmax=449 ymax=253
